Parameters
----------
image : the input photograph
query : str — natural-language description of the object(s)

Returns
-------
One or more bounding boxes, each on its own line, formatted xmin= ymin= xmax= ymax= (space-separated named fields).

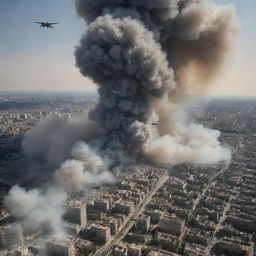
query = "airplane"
xmin=34 ymin=21 xmax=58 ymax=28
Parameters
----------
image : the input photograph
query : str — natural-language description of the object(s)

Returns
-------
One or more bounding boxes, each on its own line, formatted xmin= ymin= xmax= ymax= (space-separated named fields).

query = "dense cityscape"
xmin=0 ymin=92 xmax=256 ymax=256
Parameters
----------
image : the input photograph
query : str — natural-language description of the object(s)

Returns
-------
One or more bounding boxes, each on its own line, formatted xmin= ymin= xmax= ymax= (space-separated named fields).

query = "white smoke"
xmin=22 ymin=115 xmax=99 ymax=168
xmin=55 ymin=141 xmax=114 ymax=194
xmin=5 ymin=141 xmax=113 ymax=237
xmin=143 ymin=98 xmax=231 ymax=165
xmin=4 ymin=186 xmax=67 ymax=236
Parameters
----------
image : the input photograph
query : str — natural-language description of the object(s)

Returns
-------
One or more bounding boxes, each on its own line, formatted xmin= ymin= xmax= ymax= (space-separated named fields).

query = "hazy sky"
xmin=0 ymin=0 xmax=255 ymax=96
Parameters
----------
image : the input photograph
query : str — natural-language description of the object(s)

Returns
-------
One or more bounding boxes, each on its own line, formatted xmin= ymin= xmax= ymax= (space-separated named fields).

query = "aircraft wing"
xmin=34 ymin=22 xmax=42 ymax=24
xmin=49 ymin=23 xmax=58 ymax=25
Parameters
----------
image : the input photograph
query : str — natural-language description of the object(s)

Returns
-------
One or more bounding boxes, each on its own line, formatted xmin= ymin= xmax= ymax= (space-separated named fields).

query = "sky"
xmin=0 ymin=0 xmax=255 ymax=96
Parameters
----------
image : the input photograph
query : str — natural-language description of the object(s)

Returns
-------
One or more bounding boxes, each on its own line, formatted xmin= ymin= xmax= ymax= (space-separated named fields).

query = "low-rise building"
xmin=159 ymin=215 xmax=185 ymax=236
xmin=125 ymin=233 xmax=148 ymax=244
xmin=155 ymin=233 xmax=177 ymax=252
xmin=114 ymin=201 xmax=134 ymax=215
xmin=90 ymin=224 xmax=111 ymax=244
xmin=63 ymin=201 xmax=87 ymax=227
xmin=127 ymin=244 xmax=142 ymax=256
xmin=145 ymin=210 xmax=164 ymax=224
xmin=113 ymin=244 xmax=128 ymax=256
xmin=94 ymin=199 xmax=110 ymax=213
xmin=185 ymin=229 xmax=209 ymax=246
xmin=75 ymin=239 xmax=95 ymax=256
xmin=65 ymin=223 xmax=81 ymax=236
xmin=135 ymin=216 xmax=150 ymax=234
xmin=46 ymin=236 xmax=75 ymax=256
xmin=100 ymin=217 xmax=119 ymax=235
xmin=184 ymin=243 xmax=206 ymax=256
xmin=214 ymin=239 xmax=250 ymax=256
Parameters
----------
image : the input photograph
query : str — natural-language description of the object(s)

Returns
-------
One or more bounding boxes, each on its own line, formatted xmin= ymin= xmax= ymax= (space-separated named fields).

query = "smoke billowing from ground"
xmin=4 ymin=186 xmax=67 ymax=236
xmin=5 ymin=140 xmax=113 ymax=237
xmin=22 ymin=115 xmax=99 ymax=168
xmin=5 ymin=0 xmax=236 ymax=241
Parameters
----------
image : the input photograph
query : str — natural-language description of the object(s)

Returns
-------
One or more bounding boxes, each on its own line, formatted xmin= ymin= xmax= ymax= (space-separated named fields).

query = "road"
xmin=179 ymin=164 xmax=229 ymax=242
xmin=205 ymin=176 xmax=241 ymax=255
xmin=95 ymin=170 xmax=169 ymax=256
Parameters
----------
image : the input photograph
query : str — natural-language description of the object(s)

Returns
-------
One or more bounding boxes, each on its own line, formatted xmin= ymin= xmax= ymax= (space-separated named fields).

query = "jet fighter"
xmin=34 ymin=21 xmax=58 ymax=28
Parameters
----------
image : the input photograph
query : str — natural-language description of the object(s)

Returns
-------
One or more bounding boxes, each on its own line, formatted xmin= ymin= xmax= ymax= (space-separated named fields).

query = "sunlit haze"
xmin=0 ymin=0 xmax=255 ymax=96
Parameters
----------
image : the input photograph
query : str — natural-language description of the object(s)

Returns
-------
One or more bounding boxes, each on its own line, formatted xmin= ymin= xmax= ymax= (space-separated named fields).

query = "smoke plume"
xmin=22 ymin=115 xmax=99 ymax=168
xmin=4 ymin=141 xmax=113 ymax=237
xmin=4 ymin=186 xmax=67 ymax=236
xmin=5 ymin=0 xmax=236 ymax=241
xmin=74 ymin=0 xmax=235 ymax=163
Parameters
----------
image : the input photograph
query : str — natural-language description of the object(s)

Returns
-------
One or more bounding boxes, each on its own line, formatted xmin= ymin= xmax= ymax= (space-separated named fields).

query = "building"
xmin=159 ymin=215 xmax=185 ymax=236
xmin=19 ymin=114 xmax=28 ymax=120
xmin=75 ymin=239 xmax=95 ymax=256
xmin=119 ymin=182 xmax=134 ymax=190
xmin=94 ymin=199 xmax=110 ymax=213
xmin=63 ymin=201 xmax=87 ymax=227
xmin=185 ymin=229 xmax=209 ymax=246
xmin=114 ymin=201 xmax=134 ymax=215
xmin=113 ymin=244 xmax=128 ymax=256
xmin=135 ymin=216 xmax=150 ymax=234
xmin=166 ymin=177 xmax=186 ymax=190
xmin=137 ymin=179 xmax=149 ymax=187
xmin=125 ymin=233 xmax=148 ymax=244
xmin=226 ymin=216 xmax=256 ymax=232
xmin=184 ymin=243 xmax=205 ymax=256
xmin=46 ymin=236 xmax=75 ymax=256
xmin=145 ymin=210 xmax=164 ymax=224
xmin=127 ymin=244 xmax=142 ymax=256
xmin=90 ymin=224 xmax=111 ymax=244
xmin=100 ymin=217 xmax=119 ymax=235
xmin=214 ymin=240 xmax=250 ymax=256
xmin=65 ymin=223 xmax=81 ymax=236
xmin=0 ymin=224 xmax=23 ymax=250
xmin=155 ymin=233 xmax=177 ymax=252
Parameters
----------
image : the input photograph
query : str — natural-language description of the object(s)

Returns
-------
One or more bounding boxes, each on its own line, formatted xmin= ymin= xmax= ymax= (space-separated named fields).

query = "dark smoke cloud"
xmin=74 ymin=0 xmax=237 ymax=93
xmin=74 ymin=0 xmax=235 ymax=162
xmin=75 ymin=15 xmax=175 ymax=155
